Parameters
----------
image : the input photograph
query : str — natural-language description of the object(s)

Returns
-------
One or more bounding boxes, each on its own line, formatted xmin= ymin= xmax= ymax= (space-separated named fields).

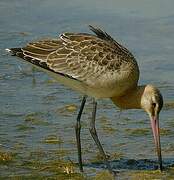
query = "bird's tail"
xmin=6 ymin=48 xmax=23 ymax=57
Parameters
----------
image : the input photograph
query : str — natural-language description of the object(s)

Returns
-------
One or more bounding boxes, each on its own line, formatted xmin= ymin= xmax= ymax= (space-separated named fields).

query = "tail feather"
xmin=6 ymin=48 xmax=24 ymax=58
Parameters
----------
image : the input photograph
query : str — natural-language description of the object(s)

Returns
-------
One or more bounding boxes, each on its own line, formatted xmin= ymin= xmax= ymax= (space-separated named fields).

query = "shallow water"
xmin=0 ymin=0 xmax=174 ymax=179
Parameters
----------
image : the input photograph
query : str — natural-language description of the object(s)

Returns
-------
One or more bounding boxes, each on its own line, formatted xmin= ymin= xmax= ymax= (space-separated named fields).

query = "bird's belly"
xmin=84 ymin=82 xmax=135 ymax=98
xmin=50 ymin=72 xmax=133 ymax=98
xmin=84 ymin=69 xmax=139 ymax=98
xmin=45 ymin=65 xmax=139 ymax=99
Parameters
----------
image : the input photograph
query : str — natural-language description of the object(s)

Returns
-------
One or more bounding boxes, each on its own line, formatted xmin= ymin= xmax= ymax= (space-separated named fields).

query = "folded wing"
xmin=9 ymin=26 xmax=135 ymax=85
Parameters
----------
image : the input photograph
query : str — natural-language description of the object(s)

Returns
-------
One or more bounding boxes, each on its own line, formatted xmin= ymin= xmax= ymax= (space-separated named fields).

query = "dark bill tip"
xmin=150 ymin=116 xmax=163 ymax=171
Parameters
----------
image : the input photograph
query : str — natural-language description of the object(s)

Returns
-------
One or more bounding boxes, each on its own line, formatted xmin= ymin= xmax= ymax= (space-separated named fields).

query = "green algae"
xmin=56 ymin=104 xmax=78 ymax=117
xmin=160 ymin=128 xmax=173 ymax=136
xmin=0 ymin=151 xmax=14 ymax=164
xmin=29 ymin=150 xmax=47 ymax=160
xmin=1 ymin=147 xmax=174 ymax=180
xmin=43 ymin=135 xmax=63 ymax=144
xmin=58 ymin=104 xmax=78 ymax=113
xmin=53 ymin=149 xmax=70 ymax=157
xmin=98 ymin=116 xmax=117 ymax=134
xmin=94 ymin=170 xmax=115 ymax=180
xmin=90 ymin=153 xmax=105 ymax=163
xmin=126 ymin=170 xmax=163 ymax=180
xmin=90 ymin=152 xmax=110 ymax=163
xmin=21 ymin=159 xmax=43 ymax=170
xmin=2 ymin=159 xmax=85 ymax=179
xmin=13 ymin=142 xmax=25 ymax=151
xmin=118 ymin=166 xmax=174 ymax=180
xmin=16 ymin=124 xmax=35 ymax=131
xmin=24 ymin=113 xmax=49 ymax=126
xmin=44 ymin=79 xmax=58 ymax=84
xmin=109 ymin=152 xmax=124 ymax=160
xmin=38 ymin=160 xmax=85 ymax=179
xmin=0 ymin=149 xmax=85 ymax=179
xmin=99 ymin=116 xmax=110 ymax=124
xmin=90 ymin=151 xmax=124 ymax=162
xmin=125 ymin=128 xmax=173 ymax=137
xmin=125 ymin=128 xmax=150 ymax=136
xmin=102 ymin=126 xmax=117 ymax=134
xmin=65 ymin=104 xmax=78 ymax=112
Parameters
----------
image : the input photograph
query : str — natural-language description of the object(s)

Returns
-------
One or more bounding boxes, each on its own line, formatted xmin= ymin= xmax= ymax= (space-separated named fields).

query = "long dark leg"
xmin=75 ymin=95 xmax=87 ymax=172
xmin=89 ymin=98 xmax=112 ymax=172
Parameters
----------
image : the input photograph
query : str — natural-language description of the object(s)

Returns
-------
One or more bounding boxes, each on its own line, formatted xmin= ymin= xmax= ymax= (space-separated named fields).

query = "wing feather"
xmin=9 ymin=26 xmax=137 ymax=84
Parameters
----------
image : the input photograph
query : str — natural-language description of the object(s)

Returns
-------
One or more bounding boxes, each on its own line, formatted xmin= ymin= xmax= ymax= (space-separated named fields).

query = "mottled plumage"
xmin=8 ymin=25 xmax=139 ymax=98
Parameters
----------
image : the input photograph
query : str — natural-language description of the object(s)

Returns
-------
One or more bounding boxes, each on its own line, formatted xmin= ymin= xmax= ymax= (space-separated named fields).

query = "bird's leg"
xmin=75 ymin=95 xmax=87 ymax=172
xmin=89 ymin=98 xmax=113 ymax=172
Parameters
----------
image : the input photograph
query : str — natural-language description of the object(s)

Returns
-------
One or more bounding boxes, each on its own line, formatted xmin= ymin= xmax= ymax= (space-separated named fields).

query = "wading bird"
xmin=6 ymin=25 xmax=163 ymax=172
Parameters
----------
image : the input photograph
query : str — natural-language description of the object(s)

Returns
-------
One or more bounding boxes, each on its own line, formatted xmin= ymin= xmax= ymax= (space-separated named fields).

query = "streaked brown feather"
xmin=8 ymin=26 xmax=139 ymax=86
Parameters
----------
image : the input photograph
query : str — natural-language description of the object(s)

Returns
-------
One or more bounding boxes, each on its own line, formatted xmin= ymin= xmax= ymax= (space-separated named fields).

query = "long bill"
xmin=150 ymin=115 xmax=163 ymax=171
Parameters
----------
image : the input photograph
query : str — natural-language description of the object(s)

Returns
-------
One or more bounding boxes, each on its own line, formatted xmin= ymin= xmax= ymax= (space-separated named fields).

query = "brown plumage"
xmin=8 ymin=26 xmax=139 ymax=98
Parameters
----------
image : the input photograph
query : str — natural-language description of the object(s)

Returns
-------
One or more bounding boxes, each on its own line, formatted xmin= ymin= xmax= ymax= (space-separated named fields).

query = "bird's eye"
xmin=152 ymin=103 xmax=156 ymax=108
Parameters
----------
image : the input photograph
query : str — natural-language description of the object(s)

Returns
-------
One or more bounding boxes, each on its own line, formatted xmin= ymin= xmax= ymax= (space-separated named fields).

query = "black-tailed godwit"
xmin=6 ymin=25 xmax=163 ymax=172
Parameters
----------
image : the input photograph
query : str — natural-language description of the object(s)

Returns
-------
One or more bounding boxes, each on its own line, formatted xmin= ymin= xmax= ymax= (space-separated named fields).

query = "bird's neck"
xmin=111 ymin=85 xmax=146 ymax=109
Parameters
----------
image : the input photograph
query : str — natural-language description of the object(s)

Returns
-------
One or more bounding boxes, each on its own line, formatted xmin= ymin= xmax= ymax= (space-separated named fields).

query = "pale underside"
xmin=12 ymin=26 xmax=140 ymax=98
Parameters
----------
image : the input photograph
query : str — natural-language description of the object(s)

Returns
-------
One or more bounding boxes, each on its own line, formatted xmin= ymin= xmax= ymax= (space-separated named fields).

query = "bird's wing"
xmin=11 ymin=26 xmax=135 ymax=83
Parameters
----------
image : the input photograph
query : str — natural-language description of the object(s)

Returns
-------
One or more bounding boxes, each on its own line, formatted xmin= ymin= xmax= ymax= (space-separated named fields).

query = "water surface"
xmin=0 ymin=0 xmax=174 ymax=179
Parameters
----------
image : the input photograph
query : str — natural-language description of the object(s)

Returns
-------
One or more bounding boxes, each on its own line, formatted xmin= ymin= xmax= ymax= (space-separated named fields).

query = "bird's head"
xmin=141 ymin=85 xmax=163 ymax=117
xmin=141 ymin=84 xmax=163 ymax=170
